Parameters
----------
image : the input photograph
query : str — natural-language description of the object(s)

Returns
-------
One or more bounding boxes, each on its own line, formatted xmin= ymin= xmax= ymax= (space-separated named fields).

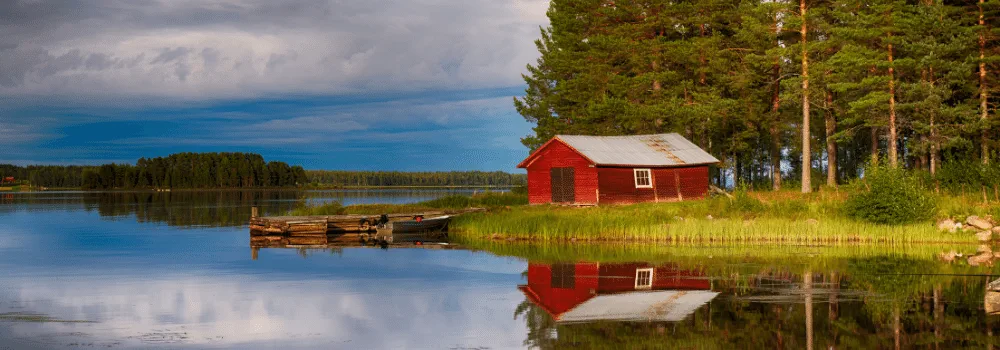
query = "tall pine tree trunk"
xmin=931 ymin=114 xmax=938 ymax=175
xmin=981 ymin=0 xmax=990 ymax=164
xmin=804 ymin=271 xmax=814 ymax=350
xmin=825 ymin=90 xmax=837 ymax=187
xmin=888 ymin=38 xmax=899 ymax=167
xmin=771 ymin=42 xmax=783 ymax=191
xmin=801 ymin=0 xmax=812 ymax=193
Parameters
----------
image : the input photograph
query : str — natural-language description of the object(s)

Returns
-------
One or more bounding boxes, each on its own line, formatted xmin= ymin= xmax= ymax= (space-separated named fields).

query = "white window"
xmin=634 ymin=169 xmax=652 ymax=188
xmin=635 ymin=268 xmax=653 ymax=289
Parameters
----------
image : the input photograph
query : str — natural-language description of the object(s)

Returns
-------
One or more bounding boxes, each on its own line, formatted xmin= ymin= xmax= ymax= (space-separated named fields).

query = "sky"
xmin=0 ymin=0 xmax=551 ymax=171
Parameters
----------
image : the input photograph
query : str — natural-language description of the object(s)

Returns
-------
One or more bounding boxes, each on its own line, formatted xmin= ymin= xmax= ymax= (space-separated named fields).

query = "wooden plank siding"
xmin=596 ymin=166 xmax=708 ymax=205
xmin=676 ymin=166 xmax=710 ymax=200
xmin=525 ymin=141 xmax=598 ymax=205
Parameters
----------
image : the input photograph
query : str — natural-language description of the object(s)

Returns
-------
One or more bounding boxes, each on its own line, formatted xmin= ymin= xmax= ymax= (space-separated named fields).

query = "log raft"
xmin=249 ymin=208 xmax=483 ymax=246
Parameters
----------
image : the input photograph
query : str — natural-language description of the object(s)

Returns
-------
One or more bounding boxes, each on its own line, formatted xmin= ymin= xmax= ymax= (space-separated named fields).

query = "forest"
xmin=306 ymin=170 xmax=527 ymax=187
xmin=516 ymin=0 xmax=999 ymax=192
xmin=0 ymin=155 xmax=527 ymax=190
xmin=0 ymin=153 xmax=308 ymax=189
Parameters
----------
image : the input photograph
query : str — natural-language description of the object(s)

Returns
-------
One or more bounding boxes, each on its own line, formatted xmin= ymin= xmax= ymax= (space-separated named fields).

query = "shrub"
xmin=728 ymin=190 xmax=766 ymax=216
xmin=844 ymin=164 xmax=937 ymax=225
xmin=509 ymin=185 xmax=528 ymax=195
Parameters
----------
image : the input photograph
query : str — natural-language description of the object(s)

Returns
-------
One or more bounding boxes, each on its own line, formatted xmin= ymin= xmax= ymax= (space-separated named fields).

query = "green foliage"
xmin=844 ymin=165 xmax=937 ymax=225
xmin=729 ymin=190 xmax=766 ymax=214
xmin=0 ymin=152 xmax=308 ymax=190
xmin=930 ymin=161 xmax=1000 ymax=194
xmin=517 ymin=0 xmax=1000 ymax=187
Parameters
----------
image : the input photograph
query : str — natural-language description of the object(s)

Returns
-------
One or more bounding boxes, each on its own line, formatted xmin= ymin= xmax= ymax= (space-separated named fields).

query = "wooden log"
xmin=329 ymin=233 xmax=364 ymax=243
xmin=288 ymin=231 xmax=327 ymax=237
xmin=251 ymin=236 xmax=285 ymax=243
xmin=288 ymin=224 xmax=328 ymax=232
xmin=288 ymin=236 xmax=327 ymax=245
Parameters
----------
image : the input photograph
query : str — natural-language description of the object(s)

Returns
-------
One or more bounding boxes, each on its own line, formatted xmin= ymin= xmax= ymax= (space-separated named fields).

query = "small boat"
xmin=377 ymin=215 xmax=452 ymax=235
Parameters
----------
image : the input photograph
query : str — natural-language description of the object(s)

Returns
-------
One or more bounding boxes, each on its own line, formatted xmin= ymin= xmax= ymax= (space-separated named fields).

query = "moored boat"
xmin=384 ymin=215 xmax=452 ymax=234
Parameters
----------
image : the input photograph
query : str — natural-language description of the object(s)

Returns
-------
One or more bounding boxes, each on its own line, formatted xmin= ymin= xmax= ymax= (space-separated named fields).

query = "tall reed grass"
xmin=451 ymin=191 xmax=989 ymax=244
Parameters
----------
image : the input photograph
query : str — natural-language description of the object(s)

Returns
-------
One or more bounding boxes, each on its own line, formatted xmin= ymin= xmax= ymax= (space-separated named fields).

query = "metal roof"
xmin=553 ymin=133 xmax=719 ymax=167
xmin=558 ymin=290 xmax=720 ymax=323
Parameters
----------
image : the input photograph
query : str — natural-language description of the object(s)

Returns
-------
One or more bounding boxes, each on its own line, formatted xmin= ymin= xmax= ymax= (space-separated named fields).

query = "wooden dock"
xmin=248 ymin=207 xmax=483 ymax=246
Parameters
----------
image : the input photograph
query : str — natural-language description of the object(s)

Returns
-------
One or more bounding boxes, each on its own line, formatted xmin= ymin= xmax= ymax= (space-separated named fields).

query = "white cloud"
xmin=0 ymin=0 xmax=551 ymax=100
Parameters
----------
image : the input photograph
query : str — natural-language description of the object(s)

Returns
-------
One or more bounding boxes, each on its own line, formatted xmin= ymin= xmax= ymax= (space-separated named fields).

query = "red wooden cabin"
xmin=2 ymin=177 xmax=14 ymax=184
xmin=517 ymin=133 xmax=719 ymax=205
xmin=518 ymin=261 xmax=717 ymax=323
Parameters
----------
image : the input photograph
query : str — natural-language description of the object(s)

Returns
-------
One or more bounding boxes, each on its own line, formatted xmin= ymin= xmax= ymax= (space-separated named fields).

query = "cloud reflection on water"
xmin=1 ymin=273 xmax=527 ymax=349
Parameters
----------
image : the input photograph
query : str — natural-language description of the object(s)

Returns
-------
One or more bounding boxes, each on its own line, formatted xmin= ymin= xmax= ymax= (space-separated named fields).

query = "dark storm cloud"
xmin=0 ymin=0 xmax=550 ymax=98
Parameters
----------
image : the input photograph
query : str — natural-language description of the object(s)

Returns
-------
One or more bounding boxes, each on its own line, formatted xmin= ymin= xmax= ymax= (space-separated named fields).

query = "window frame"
xmin=634 ymin=168 xmax=653 ymax=189
xmin=635 ymin=268 xmax=653 ymax=289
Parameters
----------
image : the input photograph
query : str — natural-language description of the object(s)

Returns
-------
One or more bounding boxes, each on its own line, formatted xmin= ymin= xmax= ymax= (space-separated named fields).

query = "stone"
xmin=979 ymin=245 xmax=993 ymax=254
xmin=940 ymin=251 xmax=958 ymax=262
xmin=987 ymin=291 xmax=1000 ymax=315
xmin=968 ymin=215 xmax=994 ymax=230
xmin=705 ymin=215 xmax=714 ymax=220
xmin=937 ymin=219 xmax=957 ymax=232
xmin=805 ymin=218 xmax=819 ymax=225
xmin=673 ymin=216 xmax=685 ymax=222
xmin=977 ymin=231 xmax=994 ymax=242
xmin=969 ymin=253 xmax=993 ymax=266
xmin=992 ymin=226 xmax=1000 ymax=234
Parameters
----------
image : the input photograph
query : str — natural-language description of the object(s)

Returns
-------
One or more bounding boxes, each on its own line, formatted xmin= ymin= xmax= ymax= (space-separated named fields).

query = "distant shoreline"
xmin=3 ymin=185 xmax=517 ymax=193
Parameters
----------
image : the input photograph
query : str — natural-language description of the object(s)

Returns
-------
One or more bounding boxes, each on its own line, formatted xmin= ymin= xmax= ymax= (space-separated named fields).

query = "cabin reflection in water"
xmin=519 ymin=262 xmax=717 ymax=323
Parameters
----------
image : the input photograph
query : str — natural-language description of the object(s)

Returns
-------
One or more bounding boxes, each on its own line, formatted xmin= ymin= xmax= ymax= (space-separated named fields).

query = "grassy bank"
xmin=448 ymin=190 xmax=998 ymax=244
xmin=288 ymin=189 xmax=997 ymax=244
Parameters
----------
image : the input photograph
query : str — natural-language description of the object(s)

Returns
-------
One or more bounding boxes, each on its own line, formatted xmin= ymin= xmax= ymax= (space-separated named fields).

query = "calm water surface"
xmin=1 ymin=191 xmax=999 ymax=349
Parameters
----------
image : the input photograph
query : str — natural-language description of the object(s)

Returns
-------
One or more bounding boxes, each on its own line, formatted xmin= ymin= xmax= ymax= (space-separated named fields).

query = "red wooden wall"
xmin=596 ymin=263 xmax=711 ymax=293
xmin=520 ymin=262 xmax=711 ymax=319
xmin=596 ymin=165 xmax=709 ymax=205
xmin=522 ymin=262 xmax=600 ymax=316
xmin=525 ymin=141 xmax=598 ymax=205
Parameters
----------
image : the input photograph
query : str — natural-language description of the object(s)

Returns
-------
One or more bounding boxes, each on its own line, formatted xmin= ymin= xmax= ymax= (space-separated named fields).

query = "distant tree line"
xmin=306 ymin=170 xmax=527 ymax=187
xmin=0 ymin=153 xmax=308 ymax=190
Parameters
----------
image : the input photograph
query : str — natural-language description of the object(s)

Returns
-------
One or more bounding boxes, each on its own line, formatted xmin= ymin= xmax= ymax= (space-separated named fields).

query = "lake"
xmin=0 ymin=190 xmax=998 ymax=349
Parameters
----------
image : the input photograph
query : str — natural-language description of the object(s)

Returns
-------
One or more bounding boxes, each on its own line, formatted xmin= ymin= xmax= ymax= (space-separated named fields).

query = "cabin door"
xmin=550 ymin=167 xmax=575 ymax=203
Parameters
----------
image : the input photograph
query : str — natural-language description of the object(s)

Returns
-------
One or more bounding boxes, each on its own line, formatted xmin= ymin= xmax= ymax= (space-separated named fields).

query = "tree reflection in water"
xmin=515 ymin=257 xmax=1000 ymax=349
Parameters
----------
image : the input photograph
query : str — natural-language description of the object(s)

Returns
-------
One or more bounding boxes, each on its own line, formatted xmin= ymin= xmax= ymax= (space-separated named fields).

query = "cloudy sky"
xmin=0 ymin=0 xmax=550 ymax=171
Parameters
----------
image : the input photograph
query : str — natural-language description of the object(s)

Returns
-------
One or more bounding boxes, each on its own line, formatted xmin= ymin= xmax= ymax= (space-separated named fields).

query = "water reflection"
xmin=513 ymin=256 xmax=1000 ymax=349
xmin=4 ymin=192 xmax=1000 ymax=348
xmin=0 ymin=189 xmax=479 ymax=228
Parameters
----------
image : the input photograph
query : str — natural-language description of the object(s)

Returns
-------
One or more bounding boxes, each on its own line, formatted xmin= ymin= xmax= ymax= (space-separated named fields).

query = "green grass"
xmin=289 ymin=192 xmax=528 ymax=216
xmin=450 ymin=190 xmax=997 ymax=244
xmin=289 ymin=188 xmax=1000 ymax=244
